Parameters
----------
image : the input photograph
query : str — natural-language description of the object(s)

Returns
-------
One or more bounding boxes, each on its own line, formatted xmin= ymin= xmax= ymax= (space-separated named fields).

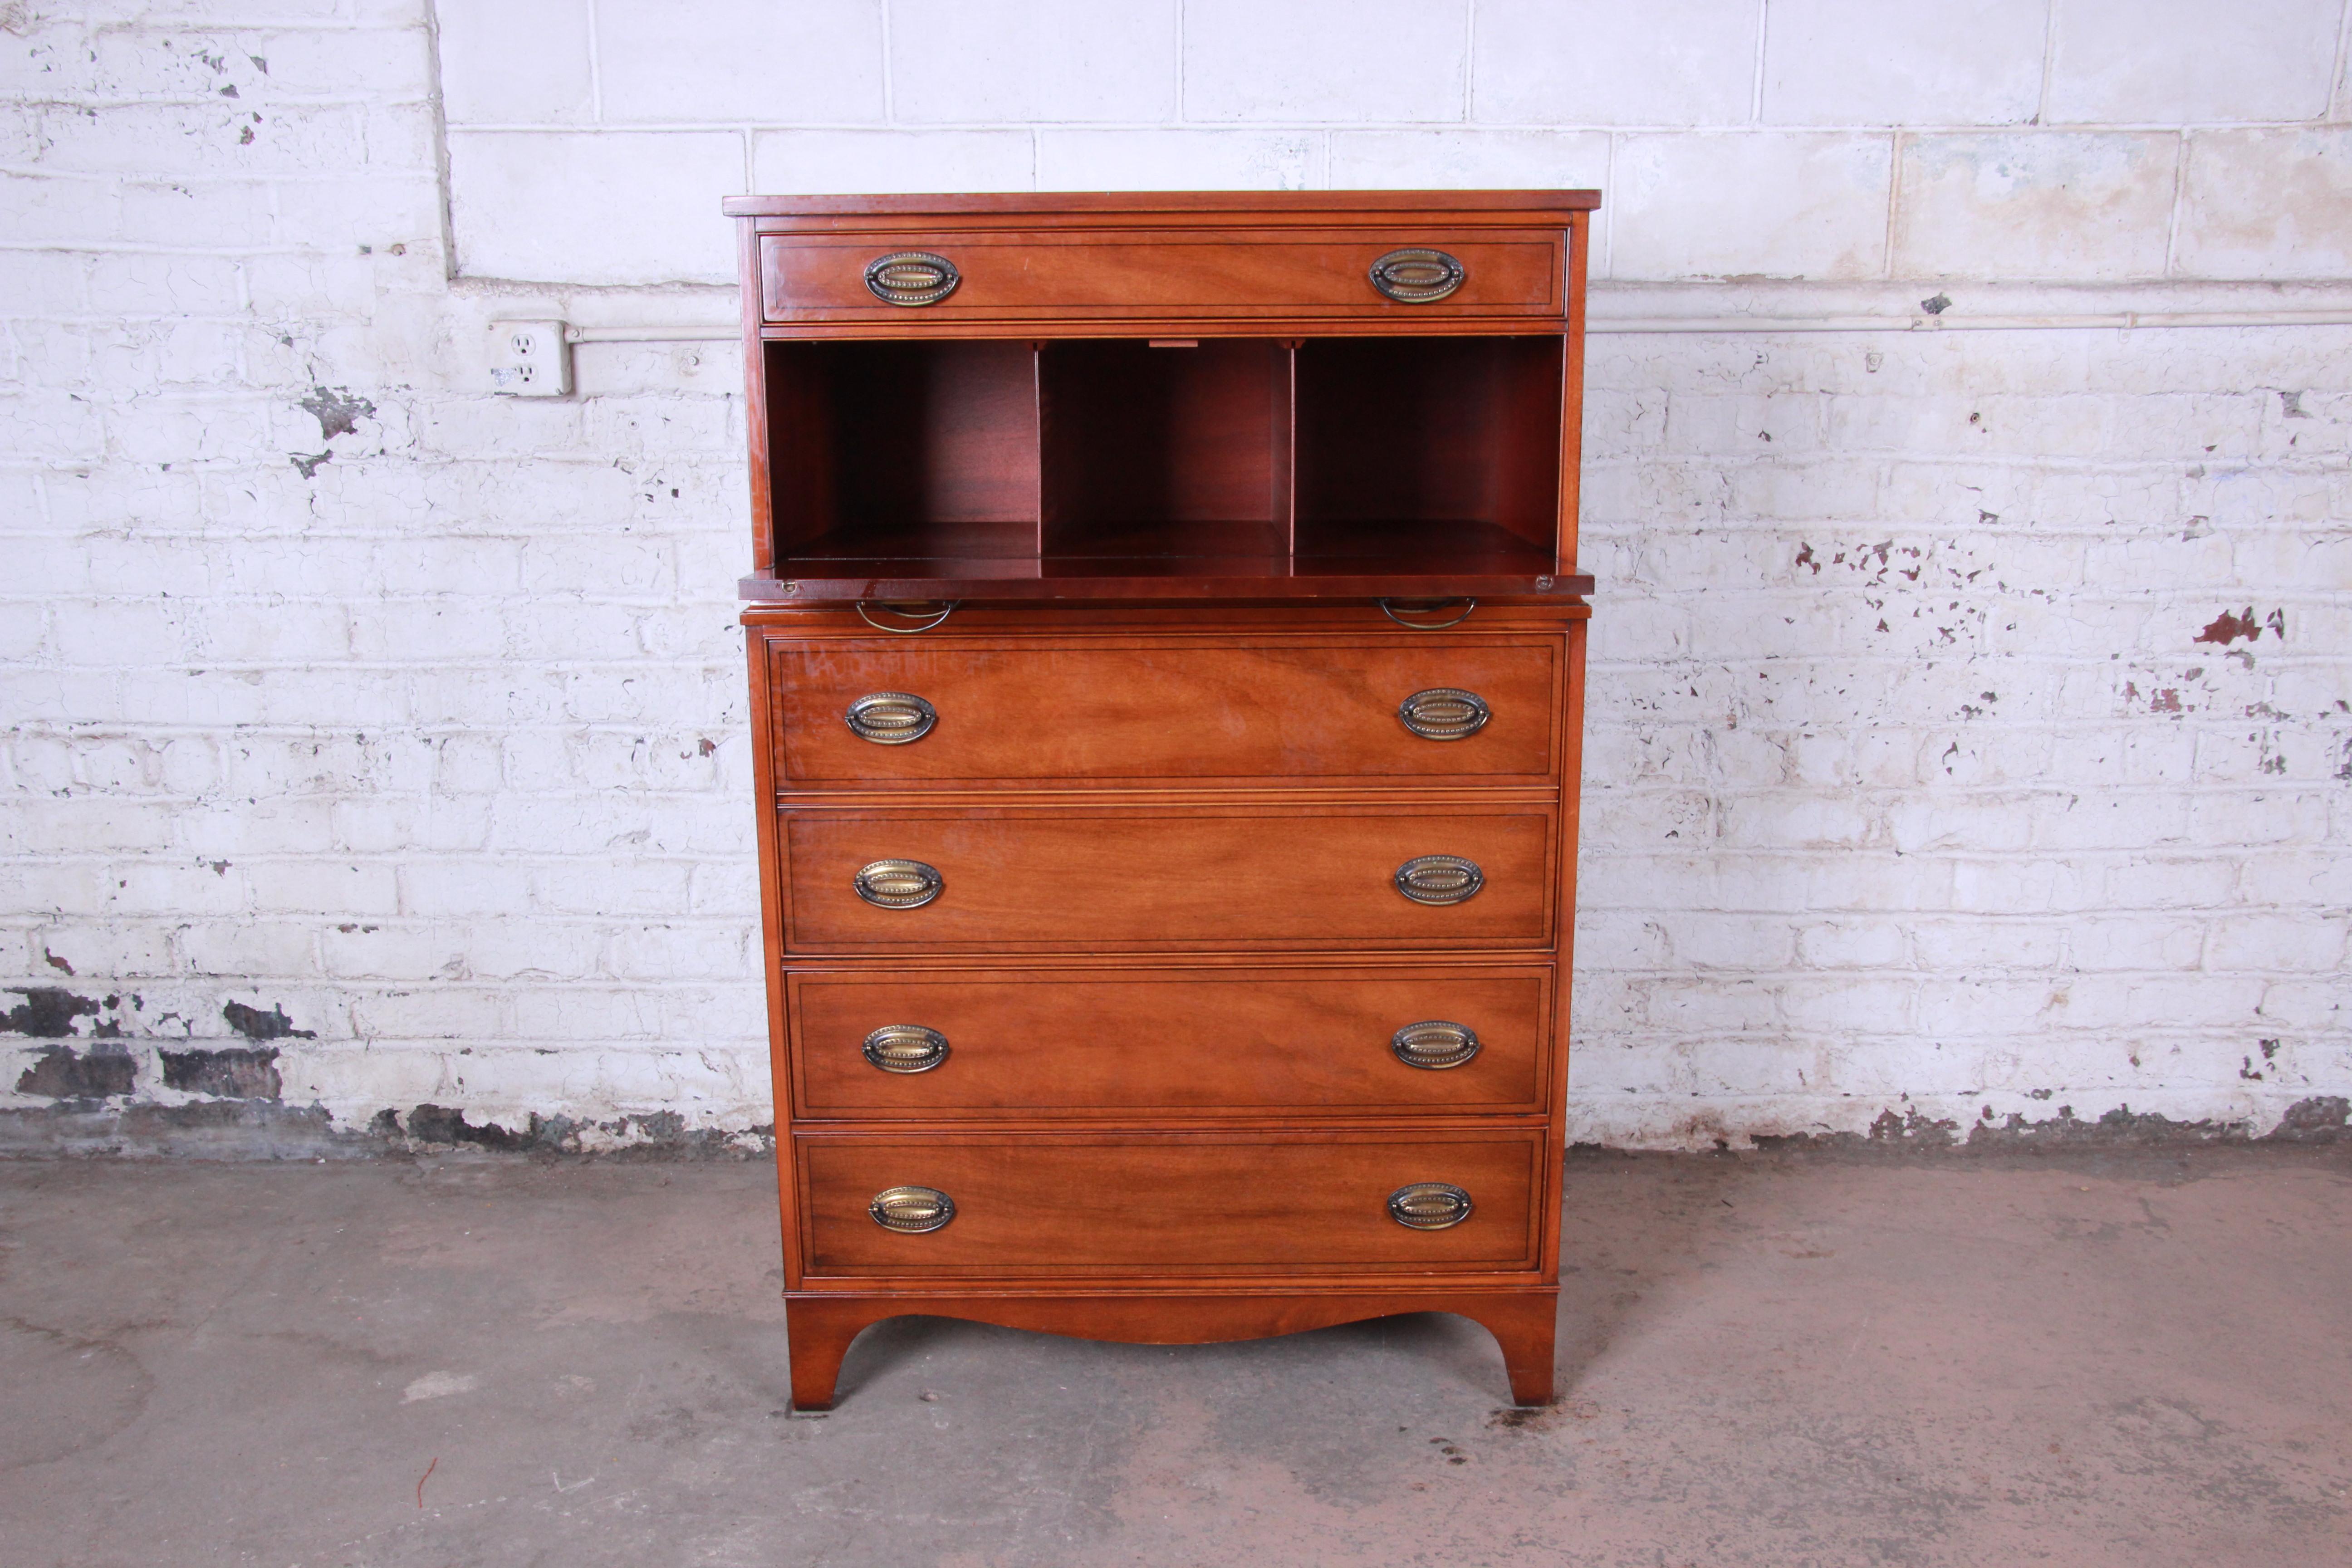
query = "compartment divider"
xmin=1276 ymin=340 xmax=1298 ymax=559
xmin=1029 ymin=341 xmax=1046 ymax=559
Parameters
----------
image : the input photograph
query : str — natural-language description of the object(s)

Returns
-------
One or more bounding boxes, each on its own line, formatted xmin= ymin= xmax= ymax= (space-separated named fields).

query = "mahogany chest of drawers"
xmin=724 ymin=192 xmax=1597 ymax=1410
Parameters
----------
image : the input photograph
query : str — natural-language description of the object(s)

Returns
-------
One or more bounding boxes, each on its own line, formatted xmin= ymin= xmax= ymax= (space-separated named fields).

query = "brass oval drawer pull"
xmin=1388 ymin=1181 xmax=1474 ymax=1230
xmin=864 ymin=251 xmax=960 ymax=307
xmin=1391 ymin=1020 xmax=1481 ymax=1069
xmin=854 ymin=859 xmax=943 ymax=909
xmin=1394 ymin=854 xmax=1484 ymax=905
xmin=862 ymin=1024 xmax=950 ymax=1073
xmin=1398 ymin=687 xmax=1490 ymax=740
xmin=869 ymin=1185 xmax=956 ymax=1232
xmin=845 ymin=691 xmax=937 ymax=744
xmin=1369 ymin=248 xmax=1466 ymax=304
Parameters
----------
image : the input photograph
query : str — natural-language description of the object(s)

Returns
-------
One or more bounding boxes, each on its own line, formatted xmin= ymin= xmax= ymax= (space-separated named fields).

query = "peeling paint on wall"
xmin=296 ymin=387 xmax=376 ymax=443
xmin=14 ymin=1044 xmax=137 ymax=1102
xmin=3 ymin=990 xmax=113 ymax=1039
xmin=220 ymin=1003 xmax=313 ymax=1043
xmin=158 ymin=1048 xmax=281 ymax=1100
xmin=2194 ymin=608 xmax=2287 ymax=647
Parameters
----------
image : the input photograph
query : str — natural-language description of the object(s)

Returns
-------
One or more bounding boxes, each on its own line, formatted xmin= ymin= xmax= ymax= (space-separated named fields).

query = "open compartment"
xmin=766 ymin=340 xmax=1040 ymax=564
xmin=1040 ymin=339 xmax=1291 ymax=561
xmin=748 ymin=332 xmax=1575 ymax=596
xmin=1293 ymin=337 xmax=1562 ymax=574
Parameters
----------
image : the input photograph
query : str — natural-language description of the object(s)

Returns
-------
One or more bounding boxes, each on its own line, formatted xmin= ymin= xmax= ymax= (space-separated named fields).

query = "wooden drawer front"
xmin=780 ymin=805 xmax=1555 ymax=954
xmin=760 ymin=229 xmax=1563 ymax=323
xmin=773 ymin=636 xmax=1560 ymax=788
xmin=790 ymin=966 xmax=1550 ymax=1118
xmin=799 ymin=1132 xmax=1542 ymax=1276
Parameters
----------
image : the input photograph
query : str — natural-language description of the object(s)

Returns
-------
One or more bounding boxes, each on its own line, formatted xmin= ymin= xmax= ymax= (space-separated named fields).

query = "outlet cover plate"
xmin=490 ymin=320 xmax=571 ymax=397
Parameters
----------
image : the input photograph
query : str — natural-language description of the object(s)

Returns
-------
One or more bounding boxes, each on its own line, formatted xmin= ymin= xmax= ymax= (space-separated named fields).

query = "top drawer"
xmin=759 ymin=229 xmax=1565 ymax=325
xmin=767 ymin=634 xmax=1563 ymax=789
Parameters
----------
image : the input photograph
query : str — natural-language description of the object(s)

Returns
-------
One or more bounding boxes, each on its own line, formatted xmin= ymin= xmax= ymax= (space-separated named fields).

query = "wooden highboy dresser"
xmin=723 ymin=191 xmax=1598 ymax=1410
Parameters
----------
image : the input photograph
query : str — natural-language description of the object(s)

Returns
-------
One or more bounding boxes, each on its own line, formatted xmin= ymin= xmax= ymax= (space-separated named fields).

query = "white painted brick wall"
xmin=1577 ymin=326 xmax=2350 ymax=1144
xmin=1762 ymin=0 xmax=2048 ymax=127
xmin=425 ymin=0 xmax=2352 ymax=288
xmin=1 ymin=0 xmax=2347 ymax=1152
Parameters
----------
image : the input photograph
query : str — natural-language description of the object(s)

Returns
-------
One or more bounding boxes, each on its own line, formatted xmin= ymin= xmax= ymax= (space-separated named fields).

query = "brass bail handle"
xmin=869 ymin=1185 xmax=956 ymax=1232
xmin=862 ymin=1024 xmax=950 ymax=1073
xmin=1388 ymin=1181 xmax=1474 ymax=1230
xmin=1392 ymin=1020 xmax=1481 ymax=1069
xmin=1378 ymin=598 xmax=1476 ymax=630
xmin=1394 ymin=854 xmax=1484 ymax=906
xmin=845 ymin=691 xmax=937 ymax=744
xmin=1397 ymin=687 xmax=1490 ymax=740
xmin=1369 ymin=248 xmax=1467 ymax=304
xmin=864 ymin=251 xmax=960 ymax=307
xmin=856 ymin=600 xmax=960 ymax=634
xmin=854 ymin=858 xmax=944 ymax=909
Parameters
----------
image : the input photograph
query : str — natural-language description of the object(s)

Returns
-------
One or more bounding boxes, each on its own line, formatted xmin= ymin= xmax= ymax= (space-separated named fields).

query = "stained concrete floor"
xmin=1 ymin=1147 xmax=2346 ymax=1568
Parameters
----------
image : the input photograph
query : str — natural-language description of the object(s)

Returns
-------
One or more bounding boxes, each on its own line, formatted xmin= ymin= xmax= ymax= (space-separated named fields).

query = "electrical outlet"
xmin=489 ymin=320 xmax=571 ymax=397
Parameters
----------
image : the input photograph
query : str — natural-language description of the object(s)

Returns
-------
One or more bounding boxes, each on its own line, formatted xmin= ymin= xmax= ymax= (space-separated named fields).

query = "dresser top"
xmin=722 ymin=190 xmax=1602 ymax=221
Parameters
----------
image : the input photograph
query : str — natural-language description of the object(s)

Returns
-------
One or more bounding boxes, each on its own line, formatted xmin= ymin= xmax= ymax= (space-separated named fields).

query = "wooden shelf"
xmin=750 ymin=517 xmax=1584 ymax=602
xmin=785 ymin=519 xmax=1043 ymax=560
xmin=1294 ymin=518 xmax=1546 ymax=562
xmin=742 ymin=571 xmax=1588 ymax=603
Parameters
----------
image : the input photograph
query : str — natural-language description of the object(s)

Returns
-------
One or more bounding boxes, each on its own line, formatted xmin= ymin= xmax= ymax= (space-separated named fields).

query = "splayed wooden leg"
xmin=786 ymin=1296 xmax=878 ymax=1414
xmin=1466 ymin=1289 xmax=1559 ymax=1406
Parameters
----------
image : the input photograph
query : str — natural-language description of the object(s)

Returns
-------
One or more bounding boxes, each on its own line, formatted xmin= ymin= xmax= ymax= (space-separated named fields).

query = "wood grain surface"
xmin=769 ymin=632 xmax=1562 ymax=787
xmin=787 ymin=964 xmax=1551 ymax=1118
xmin=796 ymin=1130 xmax=1544 ymax=1275
xmin=777 ymin=802 xmax=1556 ymax=953
xmin=760 ymin=229 xmax=1563 ymax=324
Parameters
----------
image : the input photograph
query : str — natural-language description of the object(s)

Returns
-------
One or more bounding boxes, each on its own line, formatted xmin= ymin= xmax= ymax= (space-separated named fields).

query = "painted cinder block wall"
xmin=3 ymin=0 xmax=2347 ymax=1153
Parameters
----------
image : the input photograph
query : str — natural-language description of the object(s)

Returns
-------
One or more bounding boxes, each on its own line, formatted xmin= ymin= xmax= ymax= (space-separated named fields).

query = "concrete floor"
xmin=1 ymin=1148 xmax=2346 ymax=1568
